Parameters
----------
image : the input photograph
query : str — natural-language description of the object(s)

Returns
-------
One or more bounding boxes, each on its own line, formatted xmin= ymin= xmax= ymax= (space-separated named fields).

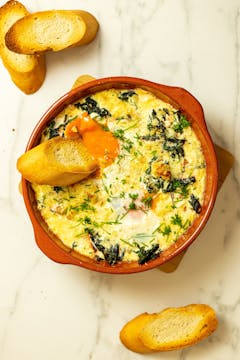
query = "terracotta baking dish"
xmin=21 ymin=76 xmax=218 ymax=274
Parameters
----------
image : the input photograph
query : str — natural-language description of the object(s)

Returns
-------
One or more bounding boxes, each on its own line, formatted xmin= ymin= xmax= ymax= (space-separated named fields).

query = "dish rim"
xmin=21 ymin=76 xmax=218 ymax=274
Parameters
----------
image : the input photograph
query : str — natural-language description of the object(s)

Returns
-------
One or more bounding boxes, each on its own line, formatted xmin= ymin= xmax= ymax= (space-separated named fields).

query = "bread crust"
xmin=119 ymin=313 xmax=156 ymax=354
xmin=120 ymin=304 xmax=218 ymax=353
xmin=17 ymin=137 xmax=98 ymax=186
xmin=0 ymin=0 xmax=46 ymax=94
xmin=71 ymin=74 xmax=95 ymax=90
xmin=5 ymin=9 xmax=99 ymax=54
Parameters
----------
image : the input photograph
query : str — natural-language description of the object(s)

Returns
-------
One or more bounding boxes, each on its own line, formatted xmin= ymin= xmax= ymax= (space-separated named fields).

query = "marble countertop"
xmin=0 ymin=0 xmax=239 ymax=359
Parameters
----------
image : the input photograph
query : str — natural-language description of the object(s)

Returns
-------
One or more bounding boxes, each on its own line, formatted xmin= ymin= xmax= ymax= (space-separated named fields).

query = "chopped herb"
xmin=113 ymin=128 xmax=134 ymax=153
xmin=102 ymin=179 xmax=110 ymax=194
xmin=120 ymin=238 xmax=134 ymax=247
xmin=171 ymin=214 xmax=183 ymax=228
xmin=83 ymin=216 xmax=92 ymax=224
xmin=153 ymin=223 xmax=171 ymax=236
xmin=124 ymin=122 xmax=138 ymax=131
xmin=160 ymin=225 xmax=172 ymax=236
xmin=142 ymin=196 xmax=153 ymax=208
xmin=189 ymin=194 xmax=202 ymax=213
xmin=129 ymin=193 xmax=138 ymax=200
xmin=75 ymin=97 xmax=110 ymax=117
xmin=113 ymin=128 xmax=125 ymax=141
xmin=173 ymin=112 xmax=190 ymax=133
xmin=119 ymin=191 xmax=125 ymax=198
xmin=122 ymin=140 xmax=133 ymax=153
xmin=70 ymin=197 xmax=95 ymax=212
xmin=163 ymin=177 xmax=196 ymax=196
xmin=100 ymin=219 xmax=122 ymax=226
xmin=135 ymin=243 xmax=161 ymax=265
xmin=118 ymin=90 xmax=136 ymax=101
xmin=134 ymin=133 xmax=143 ymax=146
xmin=129 ymin=201 xmax=137 ymax=210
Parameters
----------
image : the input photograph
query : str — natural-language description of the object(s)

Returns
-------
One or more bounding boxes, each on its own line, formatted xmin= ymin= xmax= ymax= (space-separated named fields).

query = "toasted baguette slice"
xmin=17 ymin=137 xmax=98 ymax=186
xmin=139 ymin=304 xmax=218 ymax=352
xmin=0 ymin=0 xmax=46 ymax=94
xmin=120 ymin=313 xmax=157 ymax=354
xmin=5 ymin=9 xmax=99 ymax=55
xmin=120 ymin=304 xmax=218 ymax=353
xmin=71 ymin=74 xmax=95 ymax=90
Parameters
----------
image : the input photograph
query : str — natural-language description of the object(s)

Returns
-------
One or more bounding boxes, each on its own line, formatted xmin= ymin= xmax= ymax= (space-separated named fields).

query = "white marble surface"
xmin=0 ymin=0 xmax=239 ymax=359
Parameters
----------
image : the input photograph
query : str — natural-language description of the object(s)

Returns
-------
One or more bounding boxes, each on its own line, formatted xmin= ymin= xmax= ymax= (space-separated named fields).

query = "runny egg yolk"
xmin=65 ymin=112 xmax=119 ymax=165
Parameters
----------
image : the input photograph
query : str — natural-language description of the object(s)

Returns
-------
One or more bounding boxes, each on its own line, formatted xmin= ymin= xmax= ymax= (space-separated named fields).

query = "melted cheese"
xmin=32 ymin=88 xmax=206 ymax=265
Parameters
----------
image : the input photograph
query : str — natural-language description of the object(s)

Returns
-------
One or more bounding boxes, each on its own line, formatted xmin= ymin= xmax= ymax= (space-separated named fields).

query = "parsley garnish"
xmin=142 ymin=196 xmax=153 ymax=208
xmin=129 ymin=193 xmax=138 ymax=200
xmin=161 ymin=225 xmax=172 ymax=236
xmin=173 ymin=112 xmax=190 ymax=133
xmin=129 ymin=202 xmax=137 ymax=210
xmin=171 ymin=214 xmax=183 ymax=227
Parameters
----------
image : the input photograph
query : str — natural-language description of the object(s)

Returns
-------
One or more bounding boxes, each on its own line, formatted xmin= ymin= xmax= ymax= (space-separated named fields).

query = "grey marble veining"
xmin=0 ymin=0 xmax=240 ymax=359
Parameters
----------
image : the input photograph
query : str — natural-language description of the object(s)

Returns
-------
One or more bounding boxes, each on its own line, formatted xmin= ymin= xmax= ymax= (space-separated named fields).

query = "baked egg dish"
xmin=32 ymin=88 xmax=206 ymax=265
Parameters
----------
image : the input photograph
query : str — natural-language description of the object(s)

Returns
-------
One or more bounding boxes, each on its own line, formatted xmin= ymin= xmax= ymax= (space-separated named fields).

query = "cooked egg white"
xmin=32 ymin=88 xmax=206 ymax=265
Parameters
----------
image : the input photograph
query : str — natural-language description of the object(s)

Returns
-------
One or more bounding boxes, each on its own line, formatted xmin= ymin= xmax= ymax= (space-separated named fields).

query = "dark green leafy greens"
xmin=141 ymin=109 xmax=186 ymax=159
xmin=147 ymin=110 xmax=166 ymax=134
xmin=143 ymin=156 xmax=195 ymax=195
xmin=85 ymin=228 xmax=125 ymax=265
xmin=142 ymin=109 xmax=166 ymax=141
xmin=118 ymin=90 xmax=136 ymax=101
xmin=163 ymin=137 xmax=185 ymax=158
xmin=45 ymin=115 xmax=78 ymax=139
xmin=189 ymin=194 xmax=202 ymax=213
xmin=135 ymin=243 xmax=161 ymax=265
xmin=163 ymin=177 xmax=196 ymax=195
xmin=75 ymin=97 xmax=111 ymax=117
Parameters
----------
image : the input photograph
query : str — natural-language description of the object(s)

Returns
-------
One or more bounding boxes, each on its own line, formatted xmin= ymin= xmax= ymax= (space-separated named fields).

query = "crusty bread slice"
xmin=17 ymin=137 xmax=99 ymax=186
xmin=139 ymin=304 xmax=218 ymax=352
xmin=0 ymin=0 xmax=46 ymax=94
xmin=5 ymin=9 xmax=99 ymax=54
xmin=120 ymin=313 xmax=157 ymax=354
xmin=120 ymin=304 xmax=218 ymax=353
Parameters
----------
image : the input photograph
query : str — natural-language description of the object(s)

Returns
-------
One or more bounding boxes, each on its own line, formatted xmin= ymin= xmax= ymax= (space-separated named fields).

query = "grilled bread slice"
xmin=120 ymin=304 xmax=218 ymax=353
xmin=17 ymin=137 xmax=99 ymax=186
xmin=5 ymin=9 xmax=99 ymax=55
xmin=0 ymin=0 xmax=46 ymax=94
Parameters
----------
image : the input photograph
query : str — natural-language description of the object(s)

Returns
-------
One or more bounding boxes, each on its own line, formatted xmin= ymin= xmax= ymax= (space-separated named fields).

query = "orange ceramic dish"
xmin=21 ymin=77 xmax=218 ymax=274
